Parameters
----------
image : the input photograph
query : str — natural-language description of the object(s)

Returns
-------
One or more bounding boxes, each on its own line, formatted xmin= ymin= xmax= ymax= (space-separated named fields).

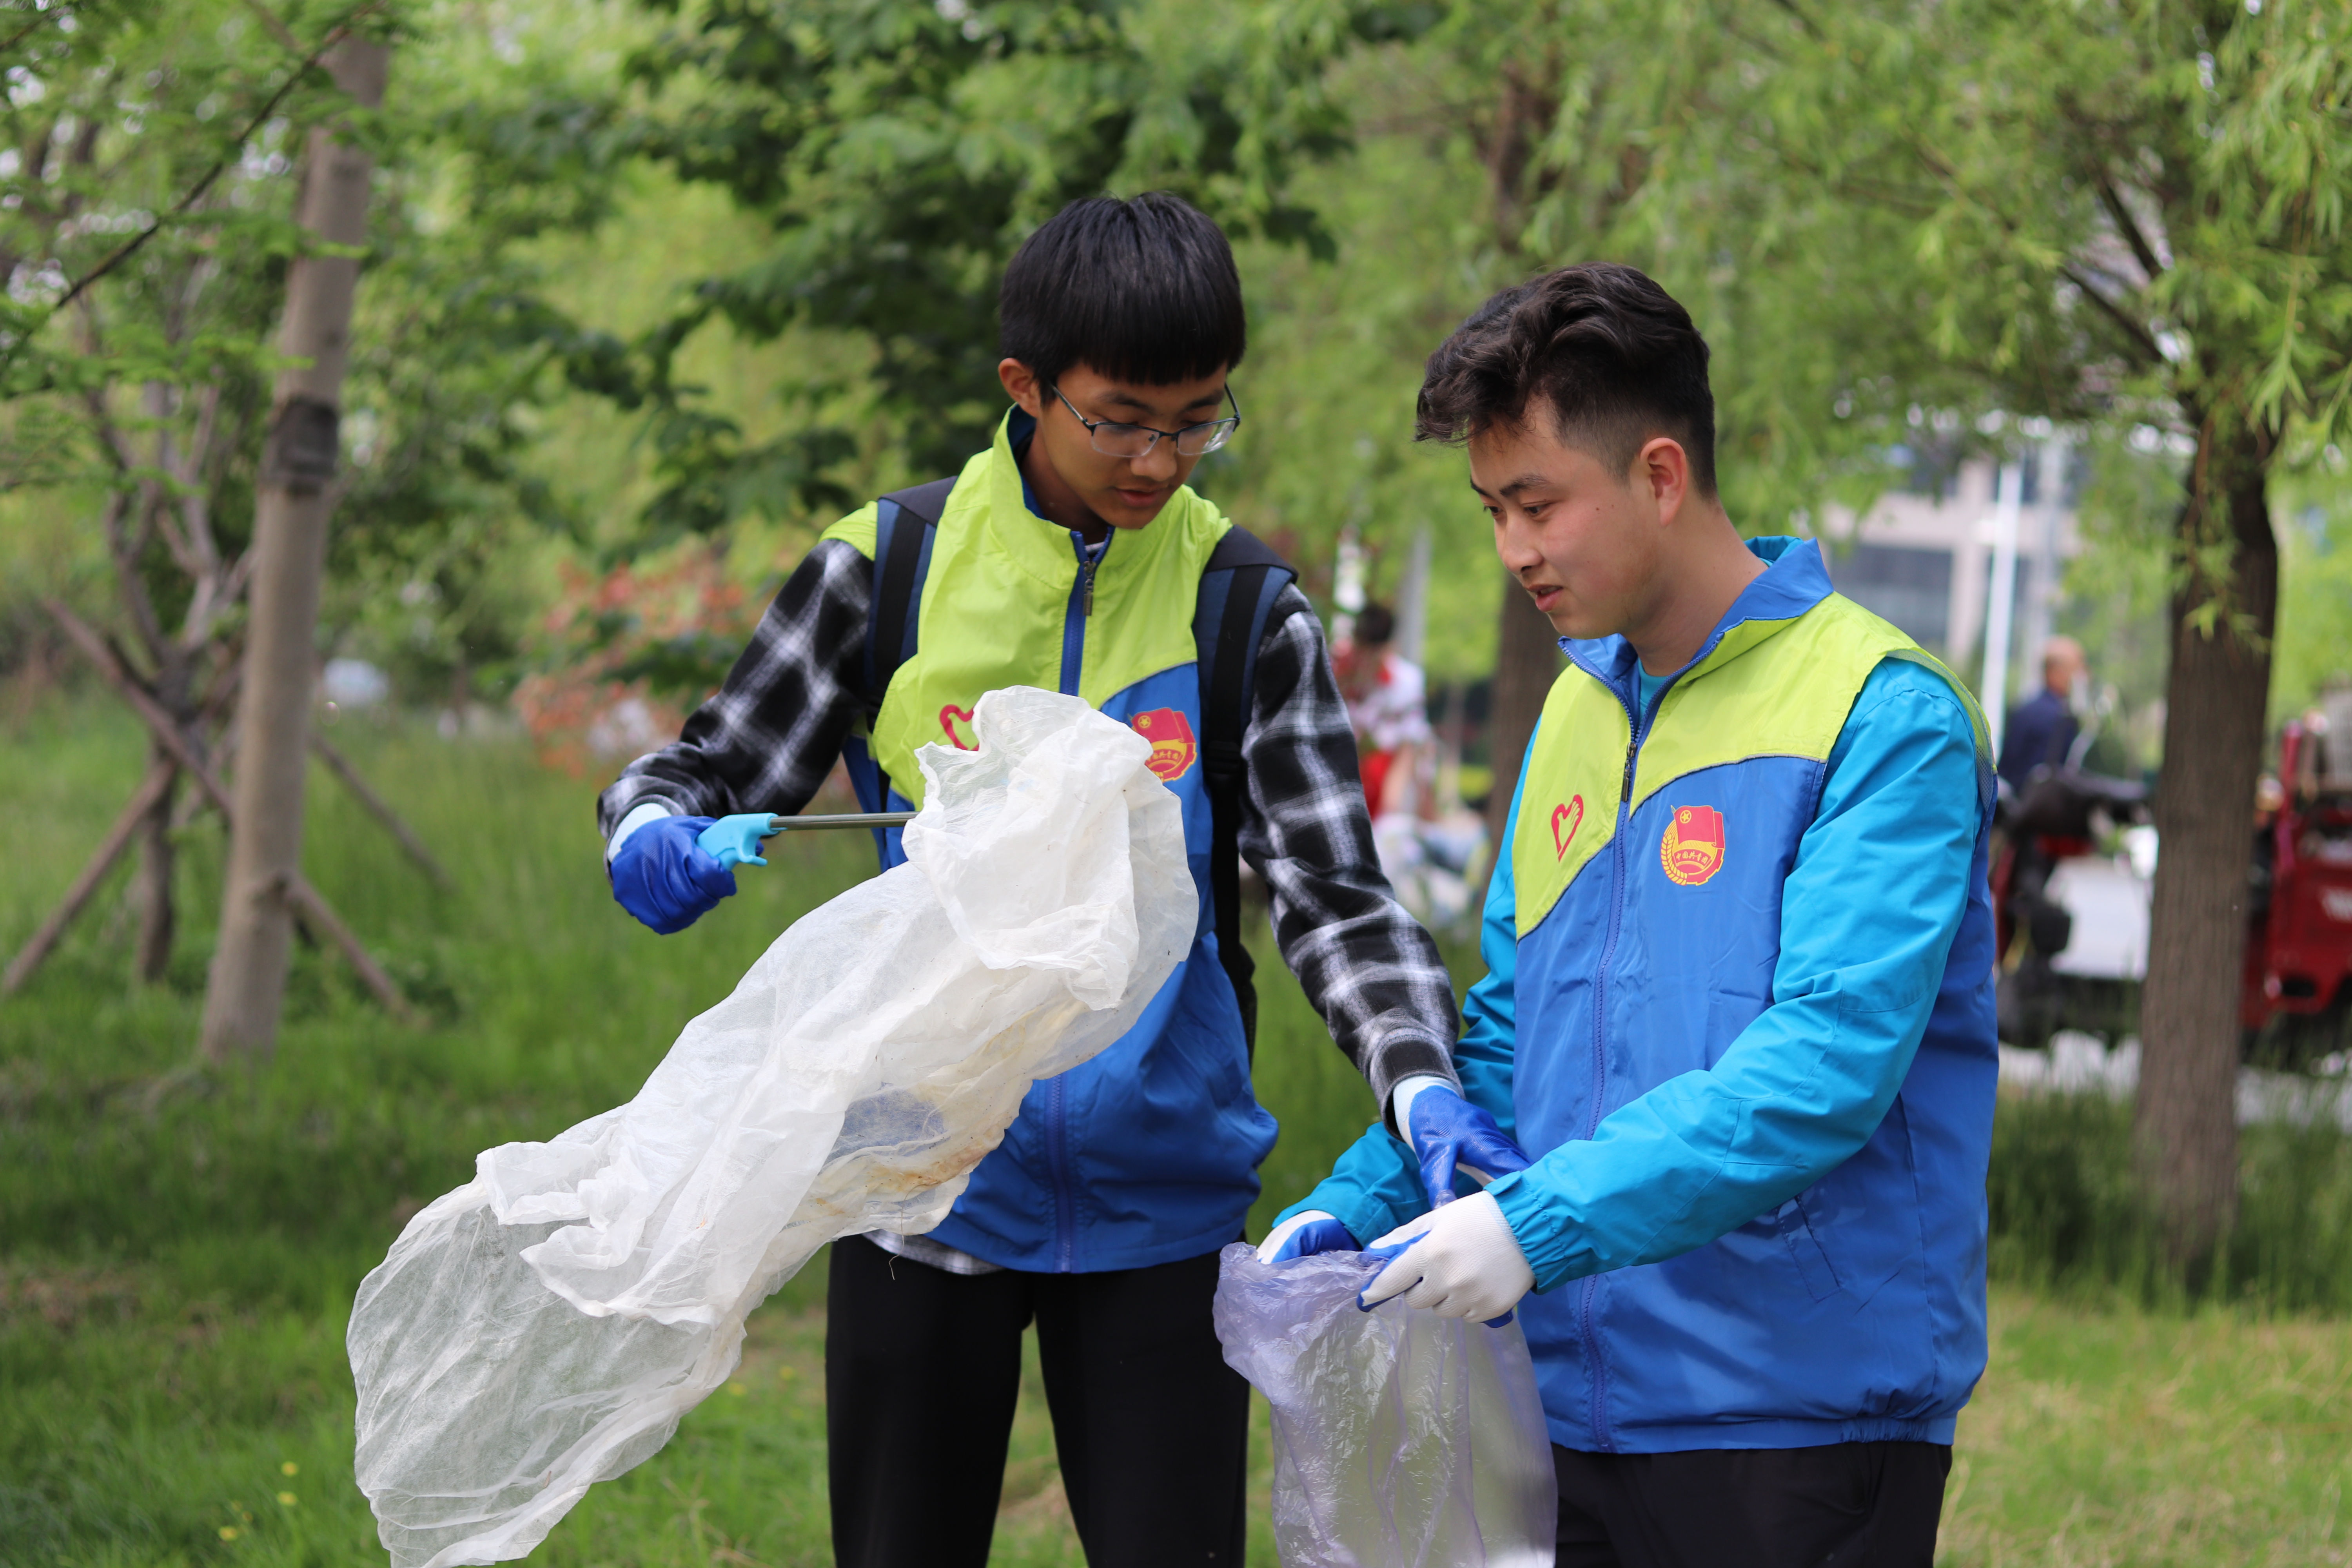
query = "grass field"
xmin=4 ymin=700 xmax=2351 ymax=1567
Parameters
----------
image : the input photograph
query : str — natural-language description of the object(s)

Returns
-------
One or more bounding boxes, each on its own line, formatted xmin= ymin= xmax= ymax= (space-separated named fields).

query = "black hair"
xmin=1354 ymin=603 xmax=1396 ymax=645
xmin=999 ymin=192 xmax=1245 ymax=389
xmin=1415 ymin=263 xmax=1717 ymax=495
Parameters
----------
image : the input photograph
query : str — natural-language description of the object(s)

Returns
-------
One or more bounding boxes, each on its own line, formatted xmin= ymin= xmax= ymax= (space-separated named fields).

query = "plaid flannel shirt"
xmin=598 ymin=537 xmax=1461 ymax=1269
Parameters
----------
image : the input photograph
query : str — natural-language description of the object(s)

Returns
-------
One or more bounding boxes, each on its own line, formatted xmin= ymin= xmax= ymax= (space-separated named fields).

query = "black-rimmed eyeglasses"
xmin=1048 ymin=383 xmax=1242 ymax=458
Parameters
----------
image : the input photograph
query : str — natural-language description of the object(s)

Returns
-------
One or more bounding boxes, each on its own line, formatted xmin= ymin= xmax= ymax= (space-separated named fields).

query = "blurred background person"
xmin=1337 ymin=601 xmax=1432 ymax=820
xmin=2000 ymin=635 xmax=2087 ymax=790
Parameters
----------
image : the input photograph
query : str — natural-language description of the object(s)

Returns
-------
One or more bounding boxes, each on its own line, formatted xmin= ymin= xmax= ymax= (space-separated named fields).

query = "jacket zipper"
xmin=1580 ymin=669 xmax=1649 ymax=1453
xmin=1057 ymin=532 xmax=1097 ymax=695
xmin=1045 ymin=530 xmax=1098 ymax=1269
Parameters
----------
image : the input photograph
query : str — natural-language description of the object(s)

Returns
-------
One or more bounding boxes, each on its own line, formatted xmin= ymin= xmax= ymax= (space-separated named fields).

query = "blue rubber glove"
xmin=698 ymin=813 xmax=779 ymax=870
xmin=1255 ymin=1211 xmax=1359 ymax=1264
xmin=608 ymin=815 xmax=736 ymax=934
xmin=1395 ymin=1079 xmax=1533 ymax=1209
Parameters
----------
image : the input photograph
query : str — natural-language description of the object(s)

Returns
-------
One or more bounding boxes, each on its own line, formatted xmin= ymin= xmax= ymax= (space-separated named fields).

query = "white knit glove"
xmin=606 ymin=800 xmax=679 ymax=862
xmin=1357 ymin=1190 xmax=1534 ymax=1322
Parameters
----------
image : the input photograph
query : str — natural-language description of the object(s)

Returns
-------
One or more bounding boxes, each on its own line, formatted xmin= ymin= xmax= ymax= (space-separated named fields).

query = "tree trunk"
xmin=1482 ymin=567 xmax=1563 ymax=874
xmin=200 ymin=38 xmax=389 ymax=1065
xmin=2134 ymin=433 xmax=2277 ymax=1266
xmin=132 ymin=751 xmax=178 ymax=984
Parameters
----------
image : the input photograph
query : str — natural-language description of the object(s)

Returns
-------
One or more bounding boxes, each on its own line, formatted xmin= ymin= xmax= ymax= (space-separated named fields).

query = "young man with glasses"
xmin=594 ymin=192 xmax=1462 ymax=1568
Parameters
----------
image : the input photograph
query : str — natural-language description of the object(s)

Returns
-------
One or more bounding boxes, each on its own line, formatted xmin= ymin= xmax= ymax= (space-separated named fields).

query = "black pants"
xmin=1553 ymin=1440 xmax=1951 ymax=1567
xmin=824 ymin=1234 xmax=1250 ymax=1568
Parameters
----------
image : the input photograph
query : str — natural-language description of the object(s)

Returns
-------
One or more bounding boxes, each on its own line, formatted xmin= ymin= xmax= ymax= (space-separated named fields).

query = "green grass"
xmin=1945 ymin=1287 xmax=2352 ymax=1564
xmin=5 ymin=699 xmax=2352 ymax=1566
xmin=1989 ymin=1090 xmax=2352 ymax=1313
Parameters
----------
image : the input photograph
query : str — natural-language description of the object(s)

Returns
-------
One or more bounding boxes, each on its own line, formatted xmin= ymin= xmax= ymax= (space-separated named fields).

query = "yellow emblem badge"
xmin=1659 ymin=806 xmax=1726 ymax=886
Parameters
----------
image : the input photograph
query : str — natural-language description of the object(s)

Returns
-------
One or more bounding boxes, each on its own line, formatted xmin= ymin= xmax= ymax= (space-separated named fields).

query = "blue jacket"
xmin=1999 ymin=686 xmax=2079 ymax=789
xmin=826 ymin=416 xmax=1278 ymax=1272
xmin=1287 ymin=539 xmax=1999 ymax=1453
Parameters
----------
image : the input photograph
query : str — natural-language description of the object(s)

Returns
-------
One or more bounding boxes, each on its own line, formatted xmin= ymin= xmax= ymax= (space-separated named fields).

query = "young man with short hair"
xmin=1263 ymin=263 xmax=1998 ymax=1566
xmin=595 ymin=192 xmax=1462 ymax=1568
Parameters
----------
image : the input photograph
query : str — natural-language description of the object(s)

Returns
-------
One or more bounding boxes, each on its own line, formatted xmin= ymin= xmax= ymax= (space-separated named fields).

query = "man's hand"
xmin=609 ymin=815 xmax=737 ymax=934
xmin=1357 ymin=1191 xmax=1534 ymax=1323
xmin=1393 ymin=1077 xmax=1532 ymax=1209
xmin=1255 ymin=1210 xmax=1358 ymax=1264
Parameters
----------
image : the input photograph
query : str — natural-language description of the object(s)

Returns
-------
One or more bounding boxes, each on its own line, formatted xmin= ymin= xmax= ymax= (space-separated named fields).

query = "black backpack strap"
xmin=1192 ymin=524 xmax=1299 ymax=1054
xmin=862 ymin=477 xmax=956 ymax=720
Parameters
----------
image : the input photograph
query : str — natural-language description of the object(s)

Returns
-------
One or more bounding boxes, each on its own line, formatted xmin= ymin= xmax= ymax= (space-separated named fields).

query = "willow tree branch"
xmin=46 ymin=0 xmax=388 ymax=315
xmin=239 ymin=0 xmax=304 ymax=55
xmin=0 ymin=2 xmax=82 ymax=62
xmin=2094 ymin=172 xmax=2167 ymax=286
xmin=2059 ymin=263 xmax=2167 ymax=370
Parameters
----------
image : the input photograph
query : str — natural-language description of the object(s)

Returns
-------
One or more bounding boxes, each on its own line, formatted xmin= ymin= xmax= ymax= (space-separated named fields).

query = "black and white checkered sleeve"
xmin=596 ymin=539 xmax=872 ymax=838
xmin=1240 ymin=586 xmax=1461 ymax=1107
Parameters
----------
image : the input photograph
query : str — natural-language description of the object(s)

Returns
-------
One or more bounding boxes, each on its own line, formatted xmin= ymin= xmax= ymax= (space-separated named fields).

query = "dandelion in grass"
xmin=281 ymin=1461 xmax=298 ymax=1477
xmin=219 ymin=1526 xmax=239 ymax=1542
xmin=278 ymin=1492 xmax=298 ymax=1507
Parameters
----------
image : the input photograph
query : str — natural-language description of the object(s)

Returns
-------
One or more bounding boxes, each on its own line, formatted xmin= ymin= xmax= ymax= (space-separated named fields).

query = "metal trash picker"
xmin=696 ymin=811 xmax=919 ymax=869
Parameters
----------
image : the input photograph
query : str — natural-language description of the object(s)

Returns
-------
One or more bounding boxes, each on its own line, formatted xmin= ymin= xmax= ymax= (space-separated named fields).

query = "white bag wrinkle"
xmin=348 ymin=688 xmax=1193 ymax=1568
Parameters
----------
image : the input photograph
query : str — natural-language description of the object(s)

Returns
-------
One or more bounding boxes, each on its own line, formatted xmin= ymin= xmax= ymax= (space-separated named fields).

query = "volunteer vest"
xmin=813 ymin=409 xmax=1295 ymax=1272
xmin=1510 ymin=558 xmax=1999 ymax=1452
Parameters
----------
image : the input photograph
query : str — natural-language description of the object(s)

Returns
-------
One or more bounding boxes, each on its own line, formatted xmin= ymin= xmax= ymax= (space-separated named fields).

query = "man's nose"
xmin=1131 ymin=439 xmax=1179 ymax=484
xmin=1493 ymin=512 xmax=1542 ymax=572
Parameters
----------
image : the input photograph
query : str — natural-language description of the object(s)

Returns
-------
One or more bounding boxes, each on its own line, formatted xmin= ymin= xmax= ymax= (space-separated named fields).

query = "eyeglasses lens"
xmin=1176 ymin=419 xmax=1239 ymax=456
xmin=1089 ymin=423 xmax=1158 ymax=458
xmin=1074 ymin=402 xmax=1240 ymax=459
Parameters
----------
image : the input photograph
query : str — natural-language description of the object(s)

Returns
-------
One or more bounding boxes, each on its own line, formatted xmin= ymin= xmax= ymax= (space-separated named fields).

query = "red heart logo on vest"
xmin=938 ymin=704 xmax=977 ymax=750
xmin=1552 ymin=796 xmax=1585 ymax=859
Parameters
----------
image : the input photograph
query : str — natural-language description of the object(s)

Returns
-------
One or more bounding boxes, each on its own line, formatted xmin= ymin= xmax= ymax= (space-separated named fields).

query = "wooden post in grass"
xmin=201 ymin=36 xmax=392 ymax=1063
xmin=34 ymin=603 xmax=421 ymax=1025
xmin=0 ymin=760 xmax=179 ymax=996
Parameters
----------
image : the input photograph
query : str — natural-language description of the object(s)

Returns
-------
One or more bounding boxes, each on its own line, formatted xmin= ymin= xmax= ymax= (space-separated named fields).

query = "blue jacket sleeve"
xmin=1276 ymin=739 xmax=1533 ymax=1243
xmin=1488 ymin=659 xmax=1985 ymax=1290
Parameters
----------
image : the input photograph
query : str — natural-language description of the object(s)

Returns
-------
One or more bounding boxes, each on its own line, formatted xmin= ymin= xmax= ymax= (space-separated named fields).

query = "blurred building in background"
xmin=1818 ymin=441 xmax=2083 ymax=708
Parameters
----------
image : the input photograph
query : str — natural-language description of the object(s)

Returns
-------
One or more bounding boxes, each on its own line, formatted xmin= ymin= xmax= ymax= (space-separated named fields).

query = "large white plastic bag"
xmin=347 ymin=687 xmax=1194 ymax=1568
xmin=1213 ymin=1243 xmax=1556 ymax=1568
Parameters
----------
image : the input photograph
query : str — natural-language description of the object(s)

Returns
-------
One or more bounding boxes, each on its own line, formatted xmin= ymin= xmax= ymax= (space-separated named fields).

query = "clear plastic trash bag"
xmin=348 ymin=687 xmax=1194 ymax=1568
xmin=1213 ymin=1244 xmax=1557 ymax=1568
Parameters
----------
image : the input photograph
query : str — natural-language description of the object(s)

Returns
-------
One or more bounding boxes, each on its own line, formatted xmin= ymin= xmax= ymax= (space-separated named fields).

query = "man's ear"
xmin=998 ymin=358 xmax=1044 ymax=417
xmin=1637 ymin=436 xmax=1693 ymax=524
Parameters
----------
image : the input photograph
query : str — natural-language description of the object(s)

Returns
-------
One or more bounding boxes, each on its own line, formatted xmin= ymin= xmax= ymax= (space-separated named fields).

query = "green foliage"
xmin=602 ymin=0 xmax=1413 ymax=499
xmin=1639 ymin=0 xmax=2352 ymax=567
xmin=0 ymin=0 xmax=640 ymax=704
xmin=1205 ymin=83 xmax=1503 ymax=675
xmin=2269 ymin=452 xmax=2352 ymax=715
xmin=1988 ymin=1091 xmax=2352 ymax=1312
xmin=2052 ymin=433 xmax=2190 ymax=771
